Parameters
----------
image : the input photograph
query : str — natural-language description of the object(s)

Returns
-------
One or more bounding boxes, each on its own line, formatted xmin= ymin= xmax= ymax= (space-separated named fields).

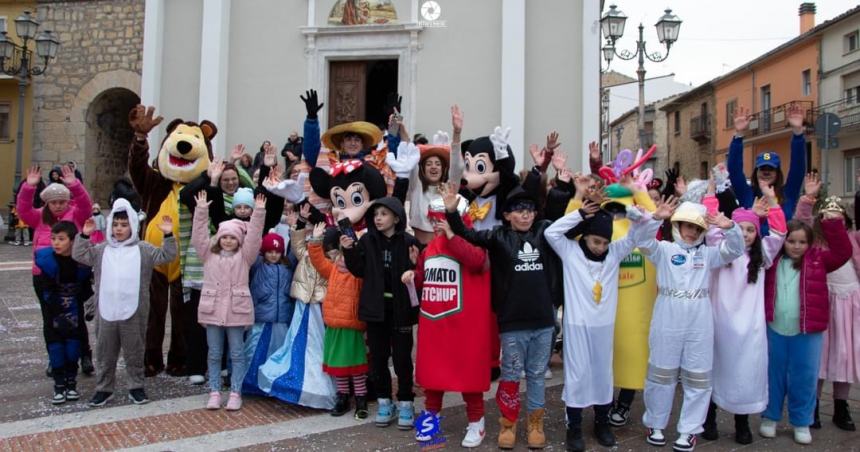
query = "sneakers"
xmin=461 ymin=417 xmax=485 ymax=448
xmin=80 ymin=356 xmax=94 ymax=376
xmin=206 ymin=391 xmax=222 ymax=410
xmin=609 ymin=403 xmax=630 ymax=427
xmin=646 ymin=428 xmax=667 ymax=447
xmin=88 ymin=391 xmax=113 ymax=407
xmin=375 ymin=398 xmax=395 ymax=427
xmin=23 ymin=241 xmax=31 ymax=246
xmin=672 ymin=433 xmax=697 ymax=452
xmin=415 ymin=412 xmax=439 ymax=442
xmin=354 ymin=395 xmax=368 ymax=420
xmin=10 ymin=240 xmax=21 ymax=246
xmin=793 ymin=426 xmax=812 ymax=444
xmin=397 ymin=401 xmax=414 ymax=430
xmin=759 ymin=418 xmax=777 ymax=438
xmin=51 ymin=386 xmax=66 ymax=405
xmin=331 ymin=393 xmax=350 ymax=417
xmin=128 ymin=388 xmax=149 ymax=405
xmin=65 ymin=386 xmax=80 ymax=401
xmin=225 ymin=392 xmax=242 ymax=411
xmin=189 ymin=375 xmax=206 ymax=385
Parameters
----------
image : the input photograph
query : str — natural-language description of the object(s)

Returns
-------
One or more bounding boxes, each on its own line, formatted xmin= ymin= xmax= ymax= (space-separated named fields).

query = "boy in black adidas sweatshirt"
xmin=445 ymin=184 xmax=562 ymax=449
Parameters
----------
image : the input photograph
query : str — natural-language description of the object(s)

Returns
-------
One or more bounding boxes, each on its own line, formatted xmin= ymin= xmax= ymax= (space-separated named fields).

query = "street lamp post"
xmin=2 ymin=10 xmax=60 ymax=195
xmin=601 ymin=5 xmax=681 ymax=150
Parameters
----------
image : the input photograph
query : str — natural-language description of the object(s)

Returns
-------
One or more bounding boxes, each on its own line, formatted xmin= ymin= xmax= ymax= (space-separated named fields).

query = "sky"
xmin=603 ymin=0 xmax=859 ymax=87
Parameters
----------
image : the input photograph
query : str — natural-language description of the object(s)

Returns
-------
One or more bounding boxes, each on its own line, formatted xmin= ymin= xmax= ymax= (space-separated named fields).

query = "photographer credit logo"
xmin=420 ymin=1 xmax=447 ymax=28
xmin=415 ymin=410 xmax=447 ymax=450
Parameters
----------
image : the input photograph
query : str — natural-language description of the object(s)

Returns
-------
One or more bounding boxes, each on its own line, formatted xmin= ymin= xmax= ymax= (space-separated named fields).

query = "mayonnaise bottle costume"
xmin=632 ymin=201 xmax=744 ymax=438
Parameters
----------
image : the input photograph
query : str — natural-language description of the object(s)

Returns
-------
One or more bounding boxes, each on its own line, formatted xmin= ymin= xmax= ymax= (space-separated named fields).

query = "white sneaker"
xmin=759 ymin=419 xmax=777 ymax=438
xmin=646 ymin=428 xmax=666 ymax=447
xmin=793 ymin=426 xmax=812 ymax=444
xmin=544 ymin=368 xmax=553 ymax=379
xmin=461 ymin=417 xmax=485 ymax=448
xmin=189 ymin=375 xmax=205 ymax=385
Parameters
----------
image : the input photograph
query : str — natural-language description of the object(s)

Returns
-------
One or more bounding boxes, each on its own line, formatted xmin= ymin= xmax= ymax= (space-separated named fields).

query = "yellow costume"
xmin=565 ymin=186 xmax=656 ymax=389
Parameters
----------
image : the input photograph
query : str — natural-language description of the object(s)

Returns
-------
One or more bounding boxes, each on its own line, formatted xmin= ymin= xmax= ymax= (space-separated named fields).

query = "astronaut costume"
xmin=632 ymin=202 xmax=744 ymax=440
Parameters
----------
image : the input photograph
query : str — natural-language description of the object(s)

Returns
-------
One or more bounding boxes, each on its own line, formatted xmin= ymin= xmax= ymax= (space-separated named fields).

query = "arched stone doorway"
xmin=84 ymin=87 xmax=139 ymax=206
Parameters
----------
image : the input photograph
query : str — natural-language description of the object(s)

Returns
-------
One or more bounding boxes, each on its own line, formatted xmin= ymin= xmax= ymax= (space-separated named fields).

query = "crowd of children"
xmin=14 ymin=98 xmax=860 ymax=452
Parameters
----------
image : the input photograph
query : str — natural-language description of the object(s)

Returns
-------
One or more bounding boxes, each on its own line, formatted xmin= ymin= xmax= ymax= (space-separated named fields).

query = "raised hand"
xmin=653 ymin=195 xmax=679 ymax=221
xmin=82 ymin=218 xmax=96 ymax=236
xmin=61 ymin=165 xmax=77 ymax=186
xmin=803 ymin=171 xmax=821 ymax=198
xmin=706 ymin=177 xmax=716 ymax=195
xmin=529 ymin=144 xmax=547 ymax=169
xmin=759 ymin=179 xmax=777 ymax=200
xmin=312 ymin=221 xmax=326 ymax=239
xmin=588 ymin=141 xmax=600 ymax=162
xmin=194 ymin=190 xmax=211 ymax=208
xmin=733 ymin=106 xmax=752 ymax=134
xmin=408 ymin=244 xmax=420 ymax=265
xmin=299 ymin=203 xmax=311 ymax=221
xmin=385 ymin=142 xmax=420 ymax=178
xmin=573 ymin=172 xmax=592 ymax=195
xmin=436 ymin=218 xmax=454 ymax=238
xmin=580 ymin=199 xmax=600 ymax=218
xmin=787 ymin=102 xmax=806 ymax=134
xmin=441 ymin=181 xmax=460 ymax=212
xmin=207 ymin=158 xmax=224 ymax=185
xmin=158 ymin=215 xmax=174 ymax=234
xmin=546 ymin=131 xmax=561 ymax=152
xmin=551 ymin=149 xmax=567 ymax=173
xmin=230 ymin=144 xmax=246 ymax=163
xmin=300 ymin=89 xmax=324 ymax=119
xmin=706 ymin=211 xmax=733 ymax=229
xmin=401 ymin=270 xmax=415 ymax=285
xmin=557 ymin=167 xmax=573 ymax=183
xmin=254 ymin=193 xmax=267 ymax=210
xmin=25 ymin=165 xmax=41 ymax=186
xmin=264 ymin=168 xmax=282 ymax=189
xmin=752 ymin=196 xmax=769 ymax=218
xmin=489 ymin=126 xmax=511 ymax=160
xmin=674 ymin=175 xmax=688 ymax=197
xmin=128 ymin=105 xmax=164 ymax=136
xmin=451 ymin=104 xmax=463 ymax=135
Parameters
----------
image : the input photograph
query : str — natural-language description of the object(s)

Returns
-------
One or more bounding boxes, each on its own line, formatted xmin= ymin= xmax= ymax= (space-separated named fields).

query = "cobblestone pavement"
xmin=1 ymin=242 xmax=859 ymax=451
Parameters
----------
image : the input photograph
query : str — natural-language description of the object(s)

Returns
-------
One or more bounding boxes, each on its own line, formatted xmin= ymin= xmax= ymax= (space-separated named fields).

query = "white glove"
xmin=625 ymin=205 xmax=646 ymax=223
xmin=431 ymin=130 xmax=450 ymax=146
xmin=385 ymin=142 xmax=421 ymax=178
xmin=266 ymin=172 xmax=308 ymax=203
xmin=489 ymin=126 xmax=511 ymax=161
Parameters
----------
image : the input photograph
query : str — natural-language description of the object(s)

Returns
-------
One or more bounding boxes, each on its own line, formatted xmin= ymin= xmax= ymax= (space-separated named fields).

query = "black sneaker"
xmin=80 ymin=356 xmax=94 ymax=376
xmin=52 ymin=386 xmax=66 ymax=405
xmin=609 ymin=403 xmax=630 ymax=427
xmin=331 ymin=393 xmax=350 ymax=416
xmin=354 ymin=395 xmax=369 ymax=420
xmin=65 ymin=384 xmax=80 ymax=401
xmin=128 ymin=388 xmax=150 ymax=405
xmin=672 ymin=433 xmax=697 ymax=452
xmin=647 ymin=428 xmax=667 ymax=447
xmin=88 ymin=391 xmax=113 ymax=407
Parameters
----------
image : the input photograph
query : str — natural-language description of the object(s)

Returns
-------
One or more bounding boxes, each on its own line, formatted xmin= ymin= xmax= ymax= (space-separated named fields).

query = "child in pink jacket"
xmin=192 ymin=190 xmax=265 ymax=412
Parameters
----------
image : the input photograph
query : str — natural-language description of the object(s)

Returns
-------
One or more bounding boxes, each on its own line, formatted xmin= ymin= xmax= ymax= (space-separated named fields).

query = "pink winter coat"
xmin=17 ymin=180 xmax=93 ymax=275
xmin=764 ymin=217 xmax=851 ymax=333
xmin=191 ymin=204 xmax=265 ymax=327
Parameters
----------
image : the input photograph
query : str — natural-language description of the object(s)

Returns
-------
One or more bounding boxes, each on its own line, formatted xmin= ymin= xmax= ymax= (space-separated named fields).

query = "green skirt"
xmin=323 ymin=327 xmax=368 ymax=377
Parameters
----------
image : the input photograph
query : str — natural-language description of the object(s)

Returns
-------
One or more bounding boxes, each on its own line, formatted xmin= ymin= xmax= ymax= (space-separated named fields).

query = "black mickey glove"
xmin=300 ymin=89 xmax=324 ymax=119
xmin=662 ymin=167 xmax=679 ymax=197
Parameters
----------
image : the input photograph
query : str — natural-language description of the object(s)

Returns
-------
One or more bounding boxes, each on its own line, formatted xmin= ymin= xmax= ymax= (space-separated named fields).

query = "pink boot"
xmin=225 ymin=392 xmax=242 ymax=411
xmin=206 ymin=391 xmax=222 ymax=410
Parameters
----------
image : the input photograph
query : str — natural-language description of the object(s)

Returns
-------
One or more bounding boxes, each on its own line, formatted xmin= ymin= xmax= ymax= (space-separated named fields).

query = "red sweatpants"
xmin=424 ymin=390 xmax=484 ymax=422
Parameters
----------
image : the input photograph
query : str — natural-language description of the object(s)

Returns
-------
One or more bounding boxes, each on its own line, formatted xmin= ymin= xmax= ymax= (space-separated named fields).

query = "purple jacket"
xmin=764 ymin=218 xmax=851 ymax=333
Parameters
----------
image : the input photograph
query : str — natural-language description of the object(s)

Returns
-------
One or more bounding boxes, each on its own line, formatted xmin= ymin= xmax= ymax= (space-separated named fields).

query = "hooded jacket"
xmin=446 ymin=187 xmax=563 ymax=332
xmin=764 ymin=217 xmax=851 ymax=333
xmin=249 ymin=256 xmax=295 ymax=324
xmin=343 ymin=196 xmax=420 ymax=327
xmin=191 ymin=202 xmax=265 ymax=327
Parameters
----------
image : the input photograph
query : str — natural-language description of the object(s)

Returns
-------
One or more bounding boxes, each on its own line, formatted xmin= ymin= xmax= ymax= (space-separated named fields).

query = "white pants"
xmin=642 ymin=298 xmax=714 ymax=435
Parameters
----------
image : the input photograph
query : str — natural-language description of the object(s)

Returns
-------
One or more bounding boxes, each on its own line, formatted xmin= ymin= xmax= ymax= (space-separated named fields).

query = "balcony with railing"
xmin=747 ymin=100 xmax=814 ymax=138
xmin=690 ymin=114 xmax=711 ymax=144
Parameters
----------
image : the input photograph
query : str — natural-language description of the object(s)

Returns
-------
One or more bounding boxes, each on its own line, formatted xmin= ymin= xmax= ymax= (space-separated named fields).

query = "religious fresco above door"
xmin=328 ymin=0 xmax=398 ymax=25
